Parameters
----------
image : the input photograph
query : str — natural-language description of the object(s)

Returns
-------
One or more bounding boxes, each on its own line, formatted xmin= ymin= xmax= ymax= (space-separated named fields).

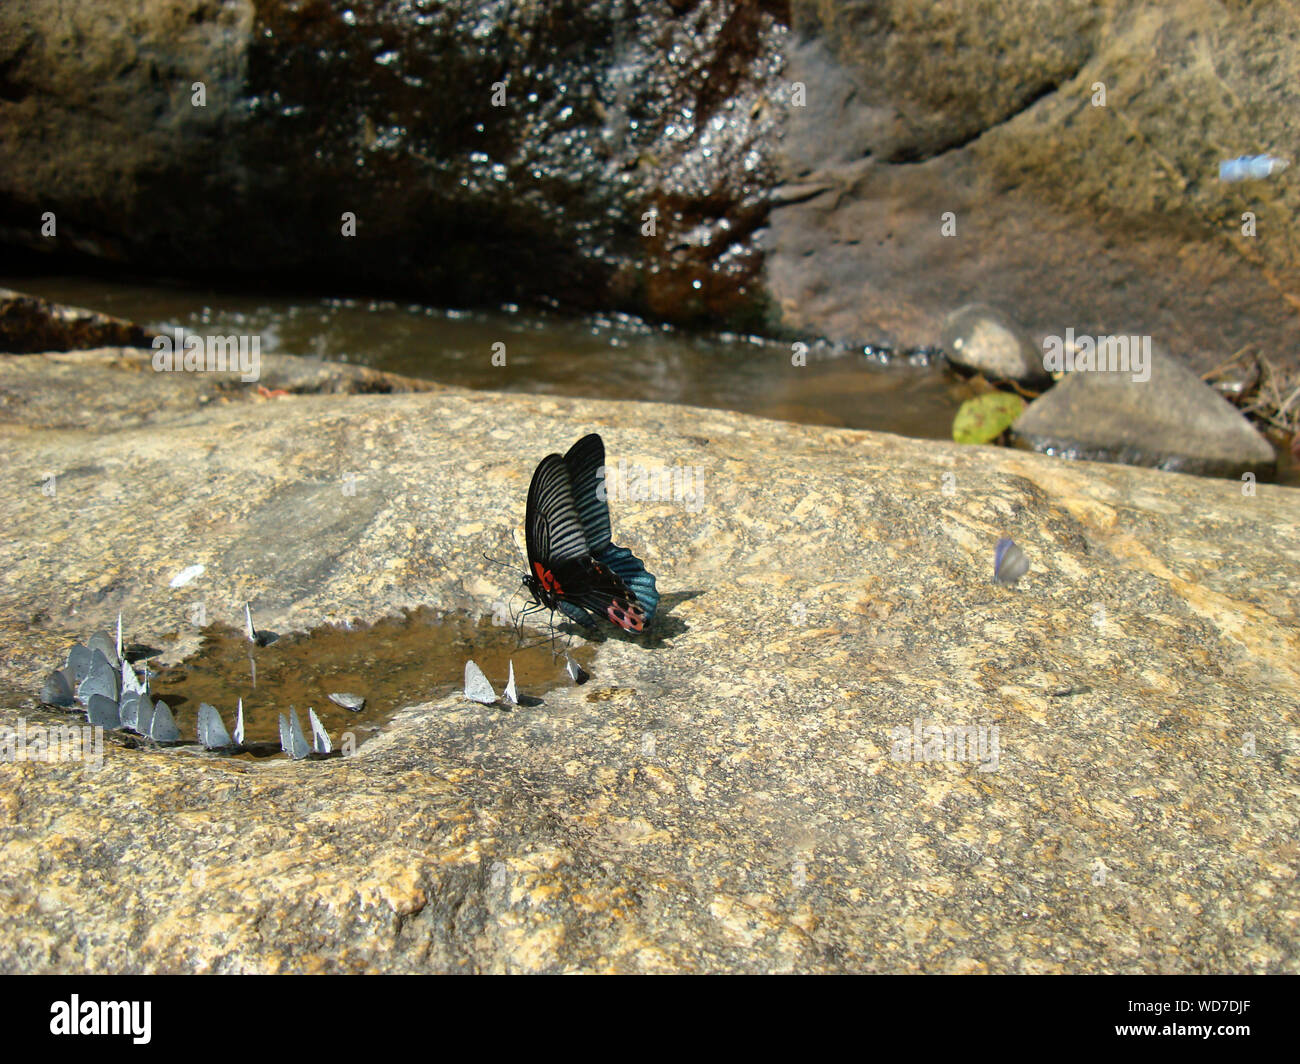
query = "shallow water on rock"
xmin=136 ymin=610 xmax=593 ymax=756
xmin=2 ymin=274 xmax=969 ymax=439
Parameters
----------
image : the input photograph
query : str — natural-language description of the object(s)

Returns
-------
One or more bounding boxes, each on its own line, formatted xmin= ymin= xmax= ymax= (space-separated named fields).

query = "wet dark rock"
xmin=941 ymin=304 xmax=1048 ymax=385
xmin=1011 ymin=346 xmax=1277 ymax=479
xmin=0 ymin=288 xmax=154 ymax=354
xmin=4 ymin=1 xmax=1300 ymax=371
xmin=0 ymin=0 xmax=786 ymax=331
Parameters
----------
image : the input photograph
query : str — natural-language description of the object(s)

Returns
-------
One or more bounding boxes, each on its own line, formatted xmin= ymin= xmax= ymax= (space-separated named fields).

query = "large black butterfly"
xmin=523 ymin=434 xmax=659 ymax=633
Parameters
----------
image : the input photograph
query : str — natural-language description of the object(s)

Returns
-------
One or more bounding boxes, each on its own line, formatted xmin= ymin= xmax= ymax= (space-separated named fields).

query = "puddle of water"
xmin=0 ymin=273 xmax=967 ymax=440
xmin=36 ymin=610 xmax=595 ymax=759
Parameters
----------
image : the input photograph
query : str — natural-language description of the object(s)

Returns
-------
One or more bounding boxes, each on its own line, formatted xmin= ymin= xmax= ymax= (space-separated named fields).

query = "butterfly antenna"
xmin=481 ymin=550 xmax=520 ymax=577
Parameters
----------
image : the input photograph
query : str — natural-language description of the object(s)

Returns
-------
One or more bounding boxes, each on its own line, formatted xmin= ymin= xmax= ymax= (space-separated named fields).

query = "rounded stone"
xmin=941 ymin=304 xmax=1049 ymax=384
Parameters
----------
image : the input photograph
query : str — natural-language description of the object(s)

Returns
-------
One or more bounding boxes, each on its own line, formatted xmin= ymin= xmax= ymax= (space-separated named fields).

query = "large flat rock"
xmin=0 ymin=350 xmax=1296 ymax=972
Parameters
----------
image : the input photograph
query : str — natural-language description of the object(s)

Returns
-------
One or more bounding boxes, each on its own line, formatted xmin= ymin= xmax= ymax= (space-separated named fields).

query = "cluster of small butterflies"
xmin=43 ymin=436 xmax=1039 ymax=738
xmin=461 ymin=655 xmax=587 ymax=707
xmin=201 ymin=691 xmax=364 ymax=759
xmin=275 ymin=705 xmax=335 ymax=759
xmin=37 ymin=610 xmax=363 ymax=760
xmin=39 ymin=614 xmax=182 ymax=742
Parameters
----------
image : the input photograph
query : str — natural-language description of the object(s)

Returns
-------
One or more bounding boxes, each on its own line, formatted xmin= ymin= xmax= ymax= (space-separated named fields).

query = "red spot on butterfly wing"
xmin=607 ymin=599 xmax=645 ymax=632
xmin=533 ymin=562 xmax=563 ymax=594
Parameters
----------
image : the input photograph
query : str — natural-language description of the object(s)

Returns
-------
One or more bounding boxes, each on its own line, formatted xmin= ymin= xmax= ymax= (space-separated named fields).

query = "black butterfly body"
xmin=523 ymin=434 xmax=659 ymax=632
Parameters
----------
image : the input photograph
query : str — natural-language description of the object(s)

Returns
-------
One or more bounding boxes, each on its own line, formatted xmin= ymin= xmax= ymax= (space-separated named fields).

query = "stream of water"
xmin=7 ymin=273 xmax=1295 ymax=485
xmin=3 ymin=273 xmax=970 ymax=439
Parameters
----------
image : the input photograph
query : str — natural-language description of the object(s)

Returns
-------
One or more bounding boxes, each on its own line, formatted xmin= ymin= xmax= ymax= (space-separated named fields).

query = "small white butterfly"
xmin=121 ymin=692 xmax=147 ymax=733
xmin=503 ymin=660 xmax=519 ymax=705
xmin=308 ymin=708 xmax=332 ymax=754
xmin=169 ymin=564 xmax=205 ymax=588
xmin=87 ymin=631 xmax=118 ymax=668
xmin=197 ymin=703 xmax=232 ymax=749
xmin=1219 ymin=155 xmax=1289 ymax=183
xmin=234 ymin=697 xmax=245 ymax=746
xmin=279 ymin=708 xmax=310 ymax=759
xmin=121 ymin=658 xmax=146 ymax=697
xmin=463 ymin=660 xmax=498 ymax=704
xmin=148 ymin=699 xmax=181 ymax=743
xmin=565 ymin=656 xmax=589 ymax=685
xmin=86 ymin=693 xmax=121 ymax=730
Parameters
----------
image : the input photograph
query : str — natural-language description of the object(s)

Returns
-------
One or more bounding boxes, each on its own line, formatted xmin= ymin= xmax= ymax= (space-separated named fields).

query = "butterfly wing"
xmin=555 ymin=597 xmax=599 ymax=628
xmin=546 ymin=552 xmax=651 ymax=632
xmin=562 ymin=433 xmax=612 ymax=553
xmin=525 ymin=437 xmax=658 ymax=632
xmin=595 ymin=543 xmax=659 ymax=624
xmin=993 ymin=538 xmax=1029 ymax=585
xmin=565 ymin=434 xmax=659 ymax=625
xmin=526 ymin=453 xmax=591 ymax=573
xmin=463 ymin=659 xmax=498 ymax=704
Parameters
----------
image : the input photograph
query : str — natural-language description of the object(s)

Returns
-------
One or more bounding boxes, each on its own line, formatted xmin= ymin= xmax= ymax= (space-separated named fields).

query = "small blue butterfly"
xmin=197 ymin=703 xmax=233 ymax=750
xmin=1219 ymin=155 xmax=1288 ymax=183
xmin=994 ymin=538 xmax=1030 ymax=586
xmin=565 ymin=655 xmax=590 ymax=685
xmin=308 ymin=708 xmax=332 ymax=754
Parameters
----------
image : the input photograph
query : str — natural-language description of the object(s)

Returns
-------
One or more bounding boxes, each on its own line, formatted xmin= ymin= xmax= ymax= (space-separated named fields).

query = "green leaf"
xmin=952 ymin=392 xmax=1026 ymax=445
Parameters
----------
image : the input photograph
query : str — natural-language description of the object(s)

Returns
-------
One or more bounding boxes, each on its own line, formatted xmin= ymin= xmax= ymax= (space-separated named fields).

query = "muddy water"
xmin=2 ymin=274 xmax=969 ymax=438
xmin=144 ymin=611 xmax=596 ymax=756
